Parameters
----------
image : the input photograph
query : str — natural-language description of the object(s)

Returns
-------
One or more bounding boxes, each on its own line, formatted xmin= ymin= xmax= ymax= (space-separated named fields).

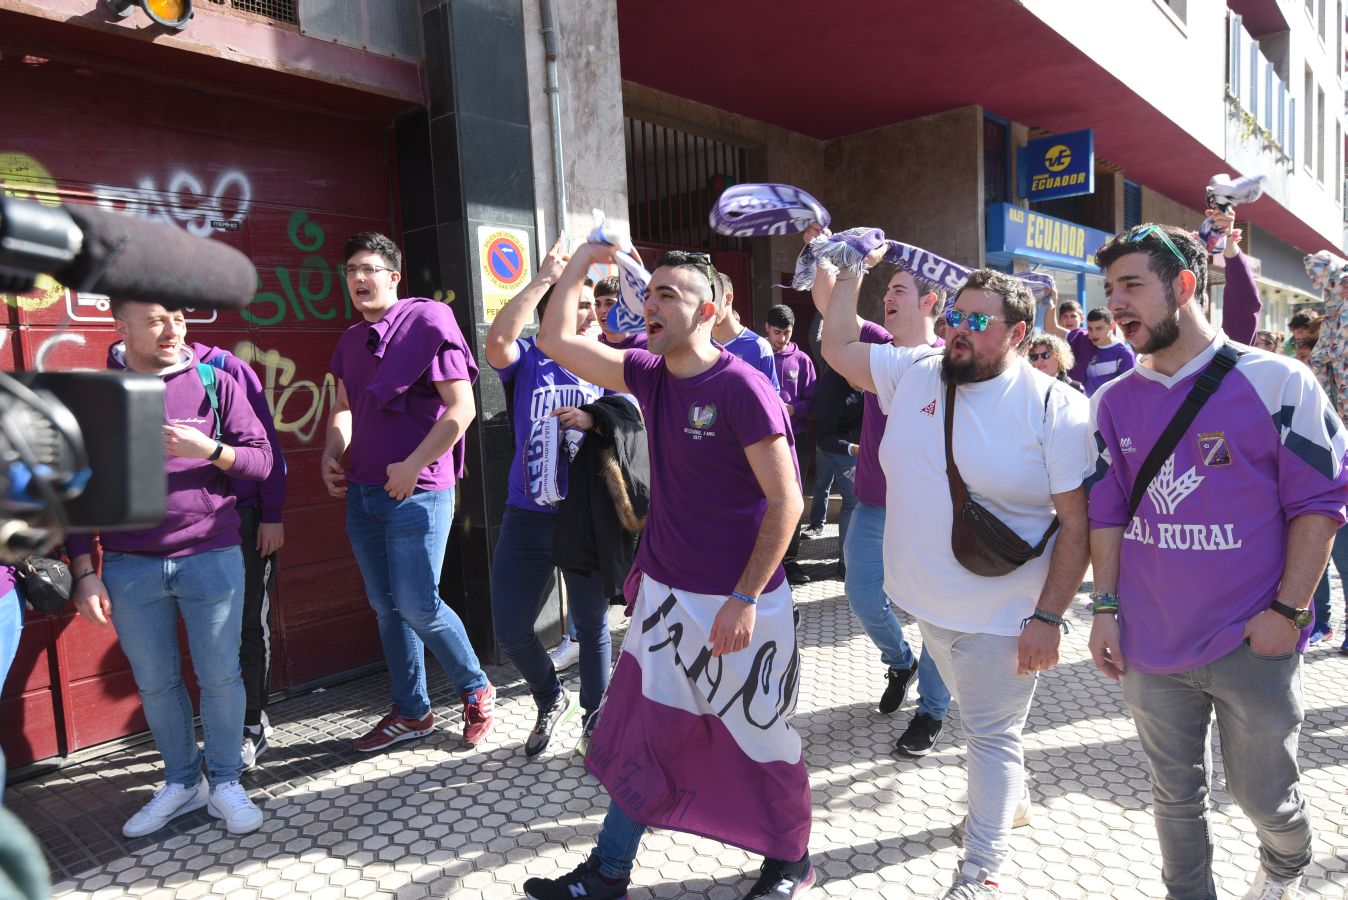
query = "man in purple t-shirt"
xmin=1043 ymin=294 xmax=1095 ymax=384
xmin=70 ymin=301 xmax=273 ymax=838
xmin=322 ymin=232 xmax=494 ymax=755
xmin=1081 ymin=308 xmax=1135 ymax=396
xmin=1088 ymin=224 xmax=1348 ymax=900
xmin=485 ymin=237 xmax=608 ymax=759
xmin=804 ymin=224 xmax=952 ymax=760
xmin=524 ymin=246 xmax=813 ymax=900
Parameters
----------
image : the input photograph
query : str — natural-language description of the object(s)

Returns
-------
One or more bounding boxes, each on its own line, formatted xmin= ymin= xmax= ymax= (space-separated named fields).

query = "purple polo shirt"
xmin=331 ymin=298 xmax=478 ymax=491
xmin=623 ymin=349 xmax=796 ymax=596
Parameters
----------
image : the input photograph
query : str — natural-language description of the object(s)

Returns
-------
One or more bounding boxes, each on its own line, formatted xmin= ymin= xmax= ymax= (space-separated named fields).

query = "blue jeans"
xmin=0 ymin=587 xmax=22 ymax=795
xmin=490 ymin=504 xmax=611 ymax=716
xmin=843 ymin=502 xmax=951 ymax=719
xmin=595 ymin=801 xmax=646 ymax=879
xmin=103 ymin=547 xmax=246 ymax=788
xmin=346 ymin=484 xmax=487 ymax=717
xmin=1122 ymin=643 xmax=1311 ymax=899
xmin=809 ymin=448 xmax=858 ymax=548
xmin=1311 ymin=525 xmax=1348 ymax=632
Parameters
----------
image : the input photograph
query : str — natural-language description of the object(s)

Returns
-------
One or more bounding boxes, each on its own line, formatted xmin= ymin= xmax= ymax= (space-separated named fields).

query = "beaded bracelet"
xmin=1021 ymin=608 xmax=1071 ymax=633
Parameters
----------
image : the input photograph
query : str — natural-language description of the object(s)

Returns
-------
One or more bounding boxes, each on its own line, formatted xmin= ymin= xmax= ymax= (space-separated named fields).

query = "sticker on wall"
xmin=478 ymin=226 xmax=532 ymax=323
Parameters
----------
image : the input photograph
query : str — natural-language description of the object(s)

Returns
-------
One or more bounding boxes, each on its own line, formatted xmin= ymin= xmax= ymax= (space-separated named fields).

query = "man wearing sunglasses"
xmin=823 ymin=249 xmax=1093 ymax=899
xmin=1088 ymin=223 xmax=1347 ymax=900
xmin=526 ymin=242 xmax=813 ymax=900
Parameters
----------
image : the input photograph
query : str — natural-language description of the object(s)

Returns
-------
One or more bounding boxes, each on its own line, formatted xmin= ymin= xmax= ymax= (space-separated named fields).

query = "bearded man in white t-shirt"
xmin=823 ymin=254 xmax=1093 ymax=899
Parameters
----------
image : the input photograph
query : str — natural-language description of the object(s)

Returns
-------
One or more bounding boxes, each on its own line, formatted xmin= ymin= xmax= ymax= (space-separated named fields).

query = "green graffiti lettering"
xmin=287 ymin=209 xmax=325 ymax=253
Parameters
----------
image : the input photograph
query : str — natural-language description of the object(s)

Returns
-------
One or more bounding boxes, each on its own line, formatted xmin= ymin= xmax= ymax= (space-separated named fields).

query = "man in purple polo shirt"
xmin=1088 ymin=224 xmax=1348 ymax=900
xmin=1081 ymin=308 xmax=1135 ymax=396
xmin=804 ymin=225 xmax=952 ymax=759
xmin=524 ymin=246 xmax=813 ymax=900
xmin=70 ymin=300 xmax=273 ymax=838
xmin=322 ymin=232 xmax=494 ymax=754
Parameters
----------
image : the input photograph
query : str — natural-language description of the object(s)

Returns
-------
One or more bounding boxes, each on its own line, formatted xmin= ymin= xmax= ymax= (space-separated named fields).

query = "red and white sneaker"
xmin=461 ymin=682 xmax=496 ymax=748
xmin=353 ymin=706 xmax=434 ymax=752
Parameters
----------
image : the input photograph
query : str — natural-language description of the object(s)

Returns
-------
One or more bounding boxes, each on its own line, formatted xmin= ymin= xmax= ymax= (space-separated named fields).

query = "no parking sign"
xmin=478 ymin=226 xmax=532 ymax=322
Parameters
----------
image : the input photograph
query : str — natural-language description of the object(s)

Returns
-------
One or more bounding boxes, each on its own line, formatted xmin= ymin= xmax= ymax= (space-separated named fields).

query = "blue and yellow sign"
xmin=986 ymin=203 xmax=1112 ymax=271
xmin=1018 ymin=129 xmax=1094 ymax=201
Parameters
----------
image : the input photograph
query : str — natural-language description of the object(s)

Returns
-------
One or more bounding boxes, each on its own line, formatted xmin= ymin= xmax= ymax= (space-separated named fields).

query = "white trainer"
xmin=1242 ymin=868 xmax=1302 ymax=899
xmin=547 ymin=635 xmax=581 ymax=671
xmin=122 ymin=779 xmax=208 ymax=838
xmin=207 ymin=781 xmax=263 ymax=834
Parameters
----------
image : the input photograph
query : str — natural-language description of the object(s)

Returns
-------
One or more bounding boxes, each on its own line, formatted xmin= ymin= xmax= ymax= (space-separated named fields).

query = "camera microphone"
xmin=0 ymin=195 xmax=258 ymax=312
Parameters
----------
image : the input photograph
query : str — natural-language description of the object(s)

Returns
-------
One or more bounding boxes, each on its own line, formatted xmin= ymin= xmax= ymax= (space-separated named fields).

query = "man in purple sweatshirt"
xmin=766 ymin=304 xmax=816 ymax=438
xmin=1088 ymin=223 xmax=1347 ymax=900
xmin=322 ymin=232 xmax=494 ymax=755
xmin=70 ymin=300 xmax=274 ymax=839
xmin=190 ymin=343 xmax=286 ymax=770
xmin=1081 ymin=308 xmax=1135 ymax=396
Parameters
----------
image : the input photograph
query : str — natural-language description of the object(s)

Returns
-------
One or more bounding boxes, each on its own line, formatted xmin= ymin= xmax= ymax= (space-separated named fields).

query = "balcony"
xmin=1227 ymin=11 xmax=1295 ymax=166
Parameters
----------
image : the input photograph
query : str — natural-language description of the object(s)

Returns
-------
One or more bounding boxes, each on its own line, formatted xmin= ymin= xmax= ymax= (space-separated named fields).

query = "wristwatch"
xmin=1268 ymin=600 xmax=1312 ymax=629
xmin=208 ymin=441 xmax=224 ymax=462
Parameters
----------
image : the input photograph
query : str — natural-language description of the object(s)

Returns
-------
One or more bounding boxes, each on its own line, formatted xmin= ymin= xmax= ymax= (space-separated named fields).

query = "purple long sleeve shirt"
xmin=67 ymin=346 xmax=273 ymax=559
xmin=192 ymin=343 xmax=287 ymax=523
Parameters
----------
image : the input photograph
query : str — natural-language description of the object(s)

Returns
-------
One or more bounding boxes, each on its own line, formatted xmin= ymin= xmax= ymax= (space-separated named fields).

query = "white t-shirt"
xmin=869 ymin=344 xmax=1092 ymax=635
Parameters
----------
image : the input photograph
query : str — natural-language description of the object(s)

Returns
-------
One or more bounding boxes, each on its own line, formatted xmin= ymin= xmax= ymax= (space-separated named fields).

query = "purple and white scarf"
xmin=589 ymin=209 xmax=651 ymax=334
xmin=1199 ymin=173 xmax=1266 ymax=253
xmin=524 ymin=413 xmax=585 ymax=507
xmin=710 ymin=183 xmax=830 ymax=237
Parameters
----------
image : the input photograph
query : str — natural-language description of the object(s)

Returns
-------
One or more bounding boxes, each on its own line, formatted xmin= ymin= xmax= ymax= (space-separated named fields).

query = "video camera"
xmin=0 ymin=195 xmax=259 ymax=562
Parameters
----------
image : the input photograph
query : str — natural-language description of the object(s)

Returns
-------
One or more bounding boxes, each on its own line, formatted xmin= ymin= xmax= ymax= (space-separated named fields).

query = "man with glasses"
xmin=524 ymin=243 xmax=813 ymax=900
xmin=322 ymin=231 xmax=495 ymax=753
xmin=824 ymin=254 xmax=1093 ymax=899
xmin=1088 ymin=223 xmax=1347 ymax=900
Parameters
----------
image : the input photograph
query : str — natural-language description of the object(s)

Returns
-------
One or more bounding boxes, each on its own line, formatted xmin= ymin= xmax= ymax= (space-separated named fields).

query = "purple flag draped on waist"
xmin=709 ymin=183 xmax=830 ymax=237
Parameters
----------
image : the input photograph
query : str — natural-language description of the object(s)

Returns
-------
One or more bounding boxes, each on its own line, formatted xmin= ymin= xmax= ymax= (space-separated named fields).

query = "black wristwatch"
xmin=1268 ymin=600 xmax=1312 ymax=629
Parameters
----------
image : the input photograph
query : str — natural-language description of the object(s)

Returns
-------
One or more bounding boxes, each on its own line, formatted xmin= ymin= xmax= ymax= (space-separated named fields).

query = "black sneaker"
xmin=743 ymin=856 xmax=815 ymax=899
xmin=524 ymin=855 xmax=630 ymax=899
xmin=878 ymin=662 xmax=918 ymax=715
xmin=784 ymin=561 xmax=810 ymax=586
xmin=895 ymin=712 xmax=944 ymax=757
xmin=525 ymin=688 xmax=580 ymax=758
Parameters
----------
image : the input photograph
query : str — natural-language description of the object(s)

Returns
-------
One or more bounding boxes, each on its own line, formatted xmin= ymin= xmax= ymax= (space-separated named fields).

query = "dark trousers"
xmin=237 ymin=505 xmax=277 ymax=727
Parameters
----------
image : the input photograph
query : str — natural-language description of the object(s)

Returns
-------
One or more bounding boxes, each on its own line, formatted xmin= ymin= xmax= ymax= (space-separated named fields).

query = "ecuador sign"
xmin=986 ymin=203 xmax=1112 ymax=272
xmin=477 ymin=226 xmax=532 ymax=323
xmin=1018 ymin=130 xmax=1094 ymax=202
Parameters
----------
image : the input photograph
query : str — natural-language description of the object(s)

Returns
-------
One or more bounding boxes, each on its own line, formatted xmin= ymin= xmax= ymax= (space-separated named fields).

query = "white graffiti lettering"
xmin=92 ymin=168 xmax=252 ymax=237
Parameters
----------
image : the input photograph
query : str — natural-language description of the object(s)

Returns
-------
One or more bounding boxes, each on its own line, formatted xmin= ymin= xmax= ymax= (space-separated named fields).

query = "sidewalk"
xmin=9 ymin=527 xmax=1348 ymax=899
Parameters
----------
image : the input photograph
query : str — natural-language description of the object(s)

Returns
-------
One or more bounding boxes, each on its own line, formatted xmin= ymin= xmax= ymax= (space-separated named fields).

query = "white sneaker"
xmin=1242 ymin=868 xmax=1302 ymax=899
xmin=548 ymin=635 xmax=581 ymax=671
xmin=942 ymin=861 xmax=1001 ymax=898
xmin=122 ymin=779 xmax=208 ymax=838
xmin=953 ymin=791 xmax=1032 ymax=843
xmin=207 ymin=780 xmax=264 ymax=834
xmin=241 ymin=711 xmax=273 ymax=771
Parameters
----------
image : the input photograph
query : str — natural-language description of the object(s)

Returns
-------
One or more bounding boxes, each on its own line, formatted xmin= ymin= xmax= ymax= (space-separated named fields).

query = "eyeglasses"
xmin=944 ymin=308 xmax=1008 ymax=333
xmin=1125 ymin=225 xmax=1191 ymax=273
xmin=1028 ymin=350 xmax=1053 ymax=361
xmin=342 ymin=264 xmax=396 ymax=278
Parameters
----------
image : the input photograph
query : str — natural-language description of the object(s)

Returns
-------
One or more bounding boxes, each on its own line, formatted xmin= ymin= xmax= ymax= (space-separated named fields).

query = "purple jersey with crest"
xmin=623 ymin=349 xmax=797 ymax=596
xmin=1088 ymin=335 xmax=1348 ymax=674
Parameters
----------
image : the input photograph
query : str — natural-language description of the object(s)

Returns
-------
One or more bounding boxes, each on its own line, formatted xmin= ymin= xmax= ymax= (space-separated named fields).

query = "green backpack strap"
xmin=196 ymin=362 xmax=222 ymax=441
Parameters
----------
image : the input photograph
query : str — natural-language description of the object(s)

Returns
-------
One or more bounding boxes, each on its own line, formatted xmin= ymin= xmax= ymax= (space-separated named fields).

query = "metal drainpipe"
xmin=539 ymin=0 xmax=567 ymax=240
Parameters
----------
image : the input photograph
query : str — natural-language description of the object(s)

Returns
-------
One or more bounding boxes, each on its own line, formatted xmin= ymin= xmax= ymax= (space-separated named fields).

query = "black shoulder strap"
xmin=1127 ymin=344 xmax=1243 ymax=520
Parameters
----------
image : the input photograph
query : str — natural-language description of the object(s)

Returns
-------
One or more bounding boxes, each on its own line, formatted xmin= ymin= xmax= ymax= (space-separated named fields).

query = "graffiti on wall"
xmin=243 ymin=210 xmax=354 ymax=328
xmin=232 ymin=341 xmax=336 ymax=443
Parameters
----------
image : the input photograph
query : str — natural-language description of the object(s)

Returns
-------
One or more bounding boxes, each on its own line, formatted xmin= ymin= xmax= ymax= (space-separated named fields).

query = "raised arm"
xmin=535 ymin=243 xmax=629 ymax=393
xmin=821 ymin=244 xmax=887 ymax=394
xmin=485 ymin=235 xmax=567 ymax=370
xmin=1212 ymin=210 xmax=1260 ymax=344
xmin=1040 ymin=281 xmax=1067 ymax=340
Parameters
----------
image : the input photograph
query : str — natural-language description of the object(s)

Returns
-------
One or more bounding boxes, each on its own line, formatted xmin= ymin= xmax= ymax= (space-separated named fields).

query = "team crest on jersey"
xmin=689 ymin=403 xmax=718 ymax=430
xmin=1197 ymin=432 xmax=1231 ymax=467
xmin=920 ymin=399 xmax=937 ymax=417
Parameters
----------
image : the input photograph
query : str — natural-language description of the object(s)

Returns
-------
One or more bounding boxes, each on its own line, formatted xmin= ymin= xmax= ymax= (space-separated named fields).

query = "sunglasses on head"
xmin=1125 ymin=224 xmax=1192 ymax=274
xmin=944 ymin=308 xmax=1008 ymax=333
xmin=681 ymin=251 xmax=719 ymax=302
xmin=1028 ymin=350 xmax=1052 ymax=361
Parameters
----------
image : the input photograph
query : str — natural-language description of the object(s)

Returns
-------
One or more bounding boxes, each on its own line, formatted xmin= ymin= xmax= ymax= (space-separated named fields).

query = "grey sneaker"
xmin=525 ymin=688 xmax=580 ymax=758
xmin=941 ymin=862 xmax=1000 ymax=898
xmin=1241 ymin=868 xmax=1302 ymax=899
xmin=122 ymin=779 xmax=208 ymax=838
